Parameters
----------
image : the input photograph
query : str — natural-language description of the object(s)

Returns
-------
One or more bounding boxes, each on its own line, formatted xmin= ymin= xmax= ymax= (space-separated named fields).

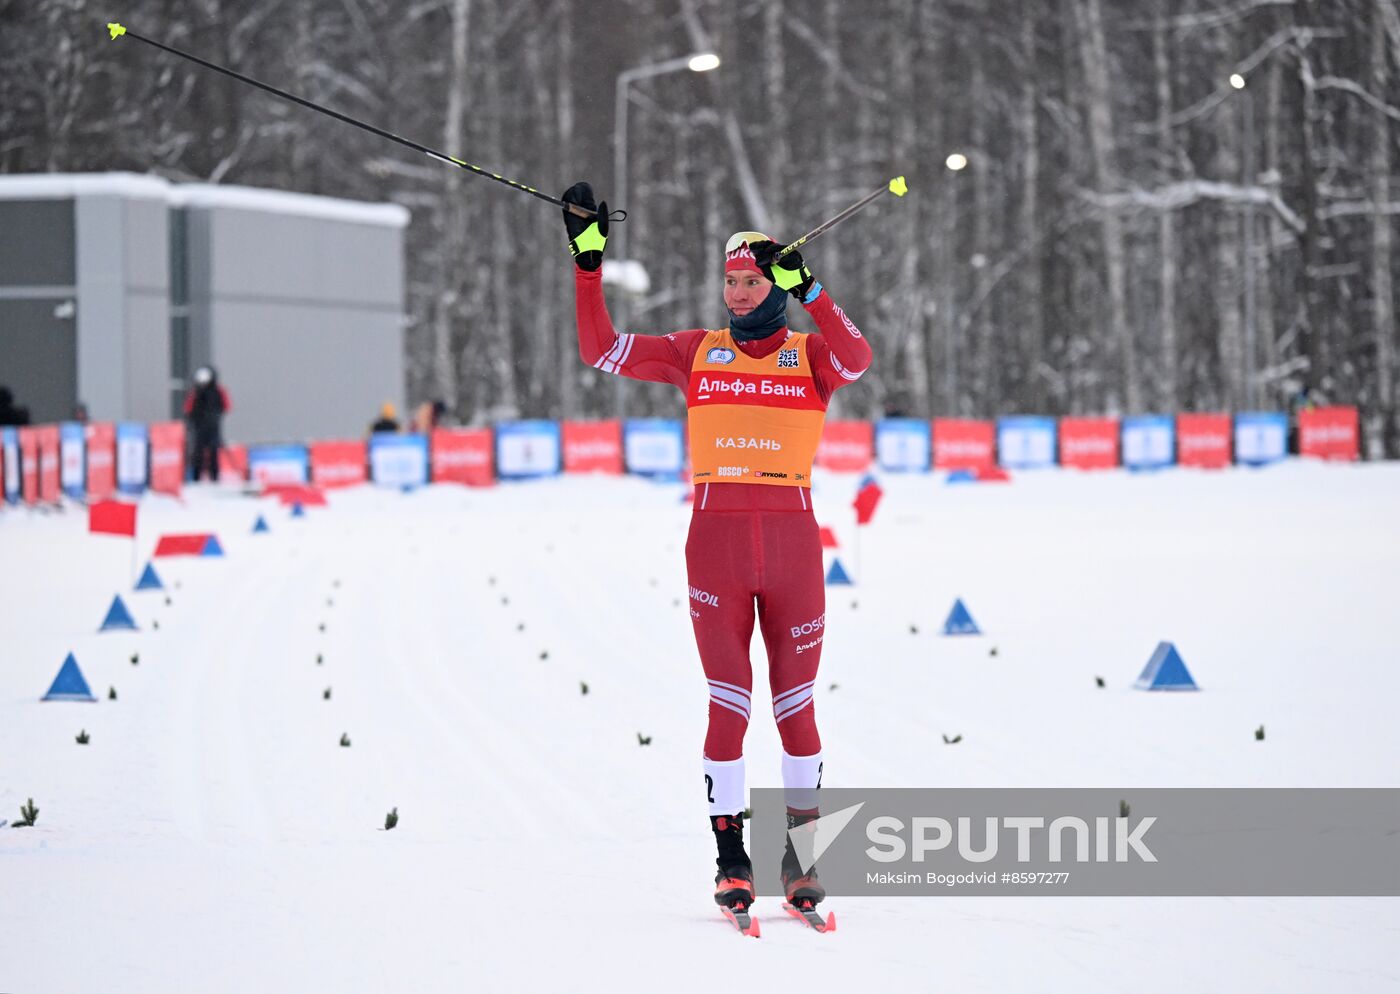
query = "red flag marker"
xmin=89 ymin=499 xmax=137 ymax=537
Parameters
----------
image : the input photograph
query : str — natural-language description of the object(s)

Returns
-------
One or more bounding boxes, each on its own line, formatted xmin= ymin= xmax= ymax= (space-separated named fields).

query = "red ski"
xmin=783 ymin=901 xmax=835 ymax=933
xmin=721 ymin=906 xmax=761 ymax=938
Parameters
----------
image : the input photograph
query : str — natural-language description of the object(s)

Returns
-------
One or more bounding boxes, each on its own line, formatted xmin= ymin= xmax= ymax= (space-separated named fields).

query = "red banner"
xmin=1177 ymin=413 xmax=1232 ymax=469
xmin=431 ymin=428 xmax=494 ymax=485
xmin=1298 ymin=406 xmax=1359 ymax=461
xmin=310 ymin=440 xmax=368 ymax=488
xmin=35 ymin=425 xmax=60 ymax=502
xmin=220 ymin=444 xmax=248 ymax=482
xmin=17 ymin=427 xmax=38 ymax=505
xmin=1059 ymin=416 xmax=1119 ymax=470
xmin=562 ymin=421 xmax=623 ymax=474
xmin=932 ymin=418 xmax=995 ymax=471
xmin=84 ymin=422 xmax=116 ymax=500
xmin=816 ymin=420 xmax=874 ymax=472
xmin=148 ymin=421 xmax=186 ymax=496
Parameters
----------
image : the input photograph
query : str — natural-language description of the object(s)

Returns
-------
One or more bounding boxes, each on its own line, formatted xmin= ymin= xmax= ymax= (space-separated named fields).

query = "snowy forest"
xmin=3 ymin=0 xmax=1398 ymax=454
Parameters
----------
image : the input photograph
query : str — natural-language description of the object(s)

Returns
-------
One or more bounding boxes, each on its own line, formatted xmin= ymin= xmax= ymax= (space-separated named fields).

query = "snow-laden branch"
xmin=781 ymin=19 xmax=888 ymax=105
xmin=1079 ymin=180 xmax=1306 ymax=234
xmin=1122 ymin=0 xmax=1296 ymax=32
xmin=1314 ymin=75 xmax=1400 ymax=124
xmin=1130 ymin=27 xmax=1342 ymax=136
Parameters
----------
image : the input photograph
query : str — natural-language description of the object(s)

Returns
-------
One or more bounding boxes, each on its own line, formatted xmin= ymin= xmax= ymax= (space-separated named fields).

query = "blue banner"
xmin=1234 ymin=412 xmax=1288 ymax=466
xmin=369 ymin=432 xmax=429 ymax=488
xmin=1121 ymin=415 xmax=1176 ymax=471
xmin=115 ymin=422 xmax=149 ymax=495
xmin=623 ymin=419 xmax=685 ymax=477
xmin=875 ymin=418 xmax=932 ymax=472
xmin=1 ymin=427 xmax=17 ymax=504
xmin=247 ymin=444 xmax=309 ymax=485
xmin=997 ymin=416 xmax=1057 ymax=469
xmin=59 ymin=422 xmax=86 ymax=498
xmin=495 ymin=420 xmax=562 ymax=480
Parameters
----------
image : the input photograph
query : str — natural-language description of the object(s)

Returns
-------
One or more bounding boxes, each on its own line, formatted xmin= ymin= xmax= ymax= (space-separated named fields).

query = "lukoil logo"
xmin=689 ymin=585 xmax=719 ymax=608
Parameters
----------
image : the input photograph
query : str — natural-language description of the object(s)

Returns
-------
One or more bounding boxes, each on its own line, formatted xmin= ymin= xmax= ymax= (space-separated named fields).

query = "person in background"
xmin=71 ymin=402 xmax=89 ymax=425
xmin=410 ymin=399 xmax=449 ymax=434
xmin=369 ymin=401 xmax=400 ymax=434
xmin=0 ymin=386 xmax=31 ymax=426
xmin=184 ymin=366 xmax=230 ymax=482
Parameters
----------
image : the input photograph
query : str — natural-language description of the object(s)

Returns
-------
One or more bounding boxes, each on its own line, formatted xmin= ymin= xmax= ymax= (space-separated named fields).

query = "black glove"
xmin=561 ymin=182 xmax=609 ymax=272
xmin=751 ymin=239 xmax=816 ymax=300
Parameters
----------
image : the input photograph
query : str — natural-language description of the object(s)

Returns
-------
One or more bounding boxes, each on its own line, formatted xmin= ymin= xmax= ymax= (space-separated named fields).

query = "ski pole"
xmin=104 ymin=22 xmax=621 ymax=222
xmin=772 ymin=176 xmax=908 ymax=263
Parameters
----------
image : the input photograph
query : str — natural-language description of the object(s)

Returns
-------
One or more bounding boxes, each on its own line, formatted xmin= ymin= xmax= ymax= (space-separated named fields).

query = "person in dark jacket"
xmin=183 ymin=366 xmax=231 ymax=481
xmin=0 ymin=386 xmax=30 ymax=426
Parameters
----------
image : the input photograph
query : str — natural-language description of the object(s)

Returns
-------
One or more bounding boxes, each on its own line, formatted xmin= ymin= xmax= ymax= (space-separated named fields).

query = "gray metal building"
xmin=0 ymin=173 xmax=407 ymax=444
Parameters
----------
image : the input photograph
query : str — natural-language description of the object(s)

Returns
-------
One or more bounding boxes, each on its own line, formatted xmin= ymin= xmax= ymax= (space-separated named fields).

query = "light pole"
xmin=1231 ymin=72 xmax=1258 ymax=410
xmin=610 ymin=52 xmax=720 ymax=416
xmin=943 ymin=152 xmax=968 ymax=414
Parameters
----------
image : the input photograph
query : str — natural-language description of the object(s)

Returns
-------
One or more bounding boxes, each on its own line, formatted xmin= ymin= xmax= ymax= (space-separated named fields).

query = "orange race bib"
xmin=686 ymin=330 xmax=827 ymax=488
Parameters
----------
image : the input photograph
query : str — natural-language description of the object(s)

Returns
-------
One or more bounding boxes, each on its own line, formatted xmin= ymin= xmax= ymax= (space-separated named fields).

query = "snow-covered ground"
xmin=2 ymin=462 xmax=1397 ymax=992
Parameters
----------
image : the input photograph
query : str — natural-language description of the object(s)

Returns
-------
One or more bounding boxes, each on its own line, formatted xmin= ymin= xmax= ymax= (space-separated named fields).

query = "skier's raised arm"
xmin=562 ymin=182 xmax=695 ymax=390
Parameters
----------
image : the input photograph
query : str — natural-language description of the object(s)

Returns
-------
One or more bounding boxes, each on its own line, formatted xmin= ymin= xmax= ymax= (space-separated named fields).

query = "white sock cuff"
xmin=781 ymin=750 xmax=824 ymax=789
xmin=703 ymin=756 xmax=746 ymax=817
xmin=781 ymin=750 xmax=823 ymax=814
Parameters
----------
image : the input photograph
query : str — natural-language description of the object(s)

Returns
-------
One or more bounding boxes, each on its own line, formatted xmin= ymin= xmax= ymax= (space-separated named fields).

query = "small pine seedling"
xmin=13 ymin=798 xmax=38 ymax=828
xmin=333 ymin=579 xmax=342 ymax=589
xmin=488 ymin=576 xmax=496 ymax=586
xmin=942 ymin=734 xmax=963 ymax=745
xmin=637 ymin=732 xmax=652 ymax=746
xmin=672 ymin=599 xmax=680 ymax=608
xmin=516 ymin=622 xmax=525 ymax=632
xmin=1119 ymin=799 xmax=1131 ymax=818
xmin=318 ymin=622 xmax=326 ymax=633
xmin=384 ymin=807 xmax=398 ymax=831
xmin=130 ymin=653 xmax=139 ymax=665
xmin=76 ymin=729 xmax=90 ymax=745
xmin=501 ymin=596 xmax=509 ymax=606
xmin=152 ymin=619 xmax=160 ymax=630
xmin=1095 ymin=676 xmax=1105 ymax=688
xmin=1255 ymin=724 xmax=1266 ymax=741
xmin=164 ymin=596 xmax=172 ymax=606
xmin=327 ymin=598 xmax=334 ymax=607
xmin=909 ymin=624 xmax=919 ymax=635
xmin=539 ymin=650 xmax=549 ymax=660
xmin=850 ymin=600 xmax=859 ymax=610
xmin=323 ymin=687 xmax=332 ymax=700
xmin=829 ymin=683 xmax=839 ymax=692
xmin=580 ymin=681 xmax=589 ymax=695
xmin=316 ymin=653 xmax=323 ymax=665
xmin=340 ymin=733 xmax=351 ymax=748
xmin=108 ymin=687 xmax=117 ymax=700
xmin=988 ymin=646 xmax=999 ymax=657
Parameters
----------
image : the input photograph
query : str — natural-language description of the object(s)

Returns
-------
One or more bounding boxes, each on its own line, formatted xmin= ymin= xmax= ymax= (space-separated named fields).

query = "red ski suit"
xmin=574 ymin=268 xmax=872 ymax=762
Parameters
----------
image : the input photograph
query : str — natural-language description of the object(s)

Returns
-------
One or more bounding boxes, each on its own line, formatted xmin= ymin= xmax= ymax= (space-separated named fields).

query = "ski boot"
xmin=711 ymin=813 xmax=755 ymax=910
xmin=781 ymin=812 xmax=827 ymax=909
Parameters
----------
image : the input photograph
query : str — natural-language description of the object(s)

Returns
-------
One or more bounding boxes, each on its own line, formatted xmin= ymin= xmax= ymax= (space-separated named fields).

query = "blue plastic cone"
xmin=201 ymin=534 xmax=225 ymax=557
xmin=942 ymin=598 xmax=980 ymax=636
xmin=1134 ymin=641 xmax=1199 ymax=691
xmin=134 ymin=562 xmax=164 ymax=591
xmin=252 ymin=514 xmax=270 ymax=534
xmin=290 ymin=502 xmax=306 ymax=518
xmin=825 ymin=559 xmax=853 ymax=586
xmin=43 ymin=653 xmax=97 ymax=701
xmin=99 ymin=594 xmax=139 ymax=632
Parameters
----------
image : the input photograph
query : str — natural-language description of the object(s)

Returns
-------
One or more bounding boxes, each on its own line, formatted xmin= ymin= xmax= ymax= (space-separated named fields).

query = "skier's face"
xmin=724 ymin=268 xmax=772 ymax=316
